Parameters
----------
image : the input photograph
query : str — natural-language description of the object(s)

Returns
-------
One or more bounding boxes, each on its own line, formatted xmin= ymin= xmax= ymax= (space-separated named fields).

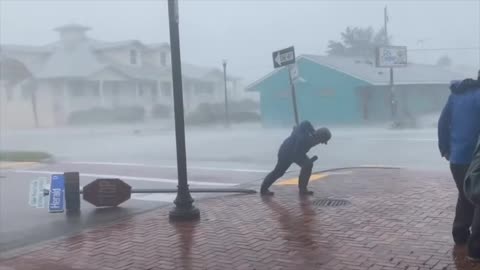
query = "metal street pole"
xmin=287 ymin=65 xmax=299 ymax=125
xmin=222 ymin=60 xmax=230 ymax=127
xmin=167 ymin=0 xmax=199 ymax=221
xmin=385 ymin=5 xmax=396 ymax=123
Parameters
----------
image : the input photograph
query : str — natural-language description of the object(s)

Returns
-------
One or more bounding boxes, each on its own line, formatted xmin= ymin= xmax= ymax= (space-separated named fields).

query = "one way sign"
xmin=272 ymin=46 xmax=295 ymax=68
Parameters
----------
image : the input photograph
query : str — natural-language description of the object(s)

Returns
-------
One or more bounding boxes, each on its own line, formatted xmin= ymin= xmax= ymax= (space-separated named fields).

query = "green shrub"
xmin=0 ymin=151 xmax=52 ymax=162
xmin=185 ymin=102 xmax=260 ymax=126
xmin=68 ymin=106 xmax=145 ymax=125
xmin=152 ymin=104 xmax=171 ymax=119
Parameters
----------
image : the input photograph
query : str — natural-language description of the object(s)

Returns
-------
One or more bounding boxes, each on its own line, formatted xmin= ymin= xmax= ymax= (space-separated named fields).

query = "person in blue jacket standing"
xmin=260 ymin=121 xmax=331 ymax=196
xmin=438 ymin=75 xmax=480 ymax=260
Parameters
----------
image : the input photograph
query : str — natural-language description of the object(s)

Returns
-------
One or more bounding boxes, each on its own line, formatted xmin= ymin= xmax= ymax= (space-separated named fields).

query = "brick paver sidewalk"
xmin=2 ymin=168 xmax=480 ymax=270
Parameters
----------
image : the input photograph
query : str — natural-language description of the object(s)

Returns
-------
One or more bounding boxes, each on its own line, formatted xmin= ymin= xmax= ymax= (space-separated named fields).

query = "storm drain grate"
xmin=313 ymin=198 xmax=351 ymax=207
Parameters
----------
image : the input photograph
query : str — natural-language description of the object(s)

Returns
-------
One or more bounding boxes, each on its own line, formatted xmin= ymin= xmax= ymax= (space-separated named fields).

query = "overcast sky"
xmin=1 ymin=0 xmax=479 ymax=82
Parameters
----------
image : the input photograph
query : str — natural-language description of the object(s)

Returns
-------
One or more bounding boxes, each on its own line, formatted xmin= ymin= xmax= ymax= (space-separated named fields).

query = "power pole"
xmin=385 ymin=6 xmax=397 ymax=123
xmin=222 ymin=60 xmax=230 ymax=127
xmin=31 ymin=87 xmax=39 ymax=128
xmin=167 ymin=0 xmax=200 ymax=221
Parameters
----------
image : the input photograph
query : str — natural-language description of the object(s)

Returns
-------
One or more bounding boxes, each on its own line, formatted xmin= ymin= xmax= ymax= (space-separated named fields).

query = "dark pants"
xmin=261 ymin=154 xmax=313 ymax=192
xmin=450 ymin=164 xmax=480 ymax=254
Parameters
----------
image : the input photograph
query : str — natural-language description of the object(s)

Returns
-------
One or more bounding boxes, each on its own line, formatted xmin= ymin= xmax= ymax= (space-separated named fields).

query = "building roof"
xmin=90 ymin=39 xmax=148 ymax=50
xmin=0 ymin=24 xmax=239 ymax=82
xmin=181 ymin=63 xmax=239 ymax=81
xmin=247 ymin=54 xmax=469 ymax=91
xmin=147 ymin=43 xmax=170 ymax=50
xmin=54 ymin=24 xmax=91 ymax=32
xmin=303 ymin=54 xmax=467 ymax=85
xmin=0 ymin=44 xmax=52 ymax=54
xmin=35 ymin=42 xmax=105 ymax=79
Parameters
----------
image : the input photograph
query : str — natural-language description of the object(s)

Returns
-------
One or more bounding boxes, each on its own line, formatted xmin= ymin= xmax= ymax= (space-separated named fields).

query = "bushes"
xmin=185 ymin=103 xmax=224 ymax=125
xmin=0 ymin=151 xmax=53 ymax=162
xmin=151 ymin=104 xmax=171 ymax=119
xmin=185 ymin=101 xmax=260 ymax=126
xmin=229 ymin=99 xmax=260 ymax=113
xmin=230 ymin=111 xmax=261 ymax=123
xmin=68 ymin=106 xmax=146 ymax=125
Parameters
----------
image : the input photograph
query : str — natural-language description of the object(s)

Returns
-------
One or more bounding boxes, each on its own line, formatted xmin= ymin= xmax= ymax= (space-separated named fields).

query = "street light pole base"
xmin=169 ymin=206 xmax=200 ymax=221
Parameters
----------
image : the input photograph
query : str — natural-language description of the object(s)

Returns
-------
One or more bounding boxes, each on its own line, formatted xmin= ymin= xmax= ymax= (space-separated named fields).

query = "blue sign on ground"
xmin=49 ymin=174 xmax=65 ymax=213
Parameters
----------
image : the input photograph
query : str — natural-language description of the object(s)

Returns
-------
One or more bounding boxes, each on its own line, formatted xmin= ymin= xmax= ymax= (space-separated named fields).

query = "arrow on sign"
xmin=272 ymin=46 xmax=296 ymax=68
xmin=274 ymin=52 xmax=282 ymax=66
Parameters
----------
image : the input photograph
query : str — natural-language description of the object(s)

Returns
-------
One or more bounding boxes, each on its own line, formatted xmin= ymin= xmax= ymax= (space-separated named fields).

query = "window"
xmin=151 ymin=88 xmax=158 ymax=99
xmin=71 ymin=88 xmax=85 ymax=97
xmin=130 ymin=49 xmax=137 ymax=65
xmin=196 ymin=82 xmax=214 ymax=96
xmin=21 ymin=87 xmax=32 ymax=100
xmin=70 ymin=81 xmax=86 ymax=97
xmin=160 ymin=52 xmax=167 ymax=67
xmin=161 ymin=82 xmax=172 ymax=97
xmin=6 ymin=87 xmax=13 ymax=101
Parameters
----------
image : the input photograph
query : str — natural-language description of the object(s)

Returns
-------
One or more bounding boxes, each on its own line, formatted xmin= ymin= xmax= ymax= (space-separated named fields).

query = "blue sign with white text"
xmin=49 ymin=174 xmax=65 ymax=213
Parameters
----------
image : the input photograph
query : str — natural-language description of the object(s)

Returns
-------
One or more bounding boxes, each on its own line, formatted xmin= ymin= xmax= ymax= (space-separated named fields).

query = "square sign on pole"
xmin=272 ymin=46 xmax=295 ymax=68
xmin=28 ymin=177 xmax=48 ymax=209
xmin=28 ymin=179 xmax=39 ymax=207
xmin=376 ymin=46 xmax=407 ymax=68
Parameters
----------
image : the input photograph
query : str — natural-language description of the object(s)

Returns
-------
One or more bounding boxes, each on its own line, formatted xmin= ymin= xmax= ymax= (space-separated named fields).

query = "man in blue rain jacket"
xmin=438 ymin=76 xmax=480 ymax=260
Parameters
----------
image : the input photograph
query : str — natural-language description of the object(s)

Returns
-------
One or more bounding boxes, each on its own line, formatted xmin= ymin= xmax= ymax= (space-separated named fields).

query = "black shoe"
xmin=453 ymin=230 xmax=470 ymax=245
xmin=467 ymin=239 xmax=480 ymax=261
xmin=455 ymin=237 xmax=469 ymax=245
xmin=260 ymin=189 xmax=274 ymax=196
xmin=299 ymin=189 xmax=314 ymax=195
xmin=467 ymin=255 xmax=480 ymax=262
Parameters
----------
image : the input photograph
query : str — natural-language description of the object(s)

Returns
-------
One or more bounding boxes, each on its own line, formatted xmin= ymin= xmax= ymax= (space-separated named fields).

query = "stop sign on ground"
xmin=83 ymin=179 xmax=132 ymax=207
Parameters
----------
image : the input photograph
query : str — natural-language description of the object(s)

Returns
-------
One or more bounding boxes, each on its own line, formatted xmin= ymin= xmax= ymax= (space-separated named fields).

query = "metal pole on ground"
xmin=167 ymin=0 xmax=200 ymax=221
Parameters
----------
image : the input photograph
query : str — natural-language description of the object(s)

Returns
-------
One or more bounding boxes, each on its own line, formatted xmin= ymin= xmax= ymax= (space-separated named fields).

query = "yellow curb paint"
xmin=275 ymin=173 xmax=328 ymax=186
xmin=0 ymin=162 xmax=39 ymax=170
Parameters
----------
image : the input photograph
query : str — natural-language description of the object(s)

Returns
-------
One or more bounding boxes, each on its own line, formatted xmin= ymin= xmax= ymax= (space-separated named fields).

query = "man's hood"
xmin=291 ymin=121 xmax=315 ymax=136
xmin=450 ymin=78 xmax=480 ymax=94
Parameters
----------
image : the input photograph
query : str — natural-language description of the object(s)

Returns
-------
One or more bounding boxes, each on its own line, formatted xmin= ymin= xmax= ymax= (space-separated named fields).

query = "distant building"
xmin=0 ymin=24 xmax=254 ymax=129
xmin=247 ymin=54 xmax=471 ymax=127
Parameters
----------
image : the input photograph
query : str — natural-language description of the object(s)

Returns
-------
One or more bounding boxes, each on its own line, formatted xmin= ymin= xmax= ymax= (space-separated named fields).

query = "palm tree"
xmin=0 ymin=56 xmax=39 ymax=127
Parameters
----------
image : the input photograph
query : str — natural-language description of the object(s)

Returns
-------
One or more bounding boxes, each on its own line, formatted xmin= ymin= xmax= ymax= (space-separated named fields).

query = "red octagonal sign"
xmin=83 ymin=179 xmax=132 ymax=207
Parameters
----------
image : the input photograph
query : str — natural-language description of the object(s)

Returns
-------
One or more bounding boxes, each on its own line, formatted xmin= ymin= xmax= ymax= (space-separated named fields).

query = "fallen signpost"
xmin=33 ymin=172 xmax=256 ymax=211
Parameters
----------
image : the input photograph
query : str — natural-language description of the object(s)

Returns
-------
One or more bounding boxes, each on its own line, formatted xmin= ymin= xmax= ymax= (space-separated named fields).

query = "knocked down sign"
xmin=83 ymin=178 xmax=132 ymax=207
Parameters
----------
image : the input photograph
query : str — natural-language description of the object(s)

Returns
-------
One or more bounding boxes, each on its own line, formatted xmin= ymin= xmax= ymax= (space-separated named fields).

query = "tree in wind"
xmin=327 ymin=26 xmax=390 ymax=59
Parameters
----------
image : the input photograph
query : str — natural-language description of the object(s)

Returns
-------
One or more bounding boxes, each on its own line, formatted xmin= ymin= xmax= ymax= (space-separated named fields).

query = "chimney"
xmin=54 ymin=24 xmax=90 ymax=45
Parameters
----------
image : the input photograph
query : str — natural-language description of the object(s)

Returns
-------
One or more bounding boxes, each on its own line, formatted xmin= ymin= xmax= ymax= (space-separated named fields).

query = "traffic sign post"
xmin=376 ymin=46 xmax=407 ymax=124
xmin=34 ymin=173 xmax=256 ymax=212
xmin=287 ymin=65 xmax=300 ymax=125
xmin=272 ymin=46 xmax=299 ymax=125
